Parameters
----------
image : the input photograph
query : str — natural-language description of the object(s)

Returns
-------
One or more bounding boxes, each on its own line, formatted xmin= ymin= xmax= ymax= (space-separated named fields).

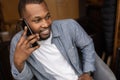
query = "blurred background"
xmin=0 ymin=0 xmax=120 ymax=79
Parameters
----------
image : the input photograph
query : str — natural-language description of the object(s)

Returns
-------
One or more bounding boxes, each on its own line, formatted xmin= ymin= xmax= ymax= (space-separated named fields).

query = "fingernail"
xmin=36 ymin=34 xmax=40 ymax=39
xmin=24 ymin=26 xmax=27 ymax=30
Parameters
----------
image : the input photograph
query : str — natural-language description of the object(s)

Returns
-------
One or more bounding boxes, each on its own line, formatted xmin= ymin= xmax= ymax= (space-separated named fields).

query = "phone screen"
xmin=21 ymin=19 xmax=39 ymax=47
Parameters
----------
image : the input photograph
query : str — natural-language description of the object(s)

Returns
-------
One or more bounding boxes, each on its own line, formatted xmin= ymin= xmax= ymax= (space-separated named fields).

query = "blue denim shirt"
xmin=10 ymin=19 xmax=96 ymax=80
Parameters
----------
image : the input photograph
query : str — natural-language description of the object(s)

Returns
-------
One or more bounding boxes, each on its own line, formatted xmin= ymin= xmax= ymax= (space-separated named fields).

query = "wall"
xmin=45 ymin=0 xmax=79 ymax=20
xmin=1 ymin=0 xmax=79 ymax=23
xmin=0 ymin=0 xmax=79 ymax=38
xmin=1 ymin=0 xmax=19 ymax=23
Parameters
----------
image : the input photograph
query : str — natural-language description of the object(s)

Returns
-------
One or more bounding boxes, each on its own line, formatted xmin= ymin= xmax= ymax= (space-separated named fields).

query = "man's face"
xmin=23 ymin=2 xmax=52 ymax=40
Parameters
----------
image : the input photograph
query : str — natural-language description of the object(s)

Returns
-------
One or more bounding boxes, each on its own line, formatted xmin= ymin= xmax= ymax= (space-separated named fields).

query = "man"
xmin=10 ymin=0 xmax=96 ymax=80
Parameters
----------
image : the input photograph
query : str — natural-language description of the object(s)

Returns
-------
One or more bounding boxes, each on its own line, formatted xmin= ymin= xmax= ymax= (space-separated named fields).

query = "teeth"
xmin=41 ymin=29 xmax=49 ymax=34
xmin=43 ymin=29 xmax=48 ymax=33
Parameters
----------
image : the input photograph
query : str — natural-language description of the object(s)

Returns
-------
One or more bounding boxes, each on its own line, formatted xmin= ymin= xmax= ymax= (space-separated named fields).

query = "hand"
xmin=78 ymin=73 xmax=93 ymax=80
xmin=14 ymin=26 xmax=40 ymax=72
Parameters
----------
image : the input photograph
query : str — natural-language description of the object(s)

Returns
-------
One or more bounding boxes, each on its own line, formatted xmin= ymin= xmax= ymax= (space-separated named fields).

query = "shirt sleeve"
xmin=10 ymin=32 xmax=34 ymax=80
xmin=11 ymin=62 xmax=33 ymax=80
xmin=71 ymin=20 xmax=96 ymax=72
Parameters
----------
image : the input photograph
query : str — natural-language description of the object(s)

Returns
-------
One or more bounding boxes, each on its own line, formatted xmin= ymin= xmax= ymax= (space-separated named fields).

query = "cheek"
xmin=30 ymin=24 xmax=41 ymax=33
xmin=29 ymin=19 xmax=52 ymax=33
xmin=48 ymin=19 xmax=52 ymax=24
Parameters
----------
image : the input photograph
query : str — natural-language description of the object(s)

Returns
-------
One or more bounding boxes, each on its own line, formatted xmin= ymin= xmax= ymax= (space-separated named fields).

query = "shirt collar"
xmin=51 ymin=22 xmax=61 ymax=38
xmin=38 ymin=32 xmax=52 ymax=45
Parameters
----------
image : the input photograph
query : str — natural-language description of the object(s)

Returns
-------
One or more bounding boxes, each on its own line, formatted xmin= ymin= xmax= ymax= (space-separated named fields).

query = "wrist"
xmin=14 ymin=60 xmax=25 ymax=72
xmin=84 ymin=71 xmax=94 ymax=77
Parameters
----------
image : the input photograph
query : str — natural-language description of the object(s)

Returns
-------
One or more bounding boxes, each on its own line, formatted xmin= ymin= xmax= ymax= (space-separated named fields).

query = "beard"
xmin=39 ymin=33 xmax=51 ymax=40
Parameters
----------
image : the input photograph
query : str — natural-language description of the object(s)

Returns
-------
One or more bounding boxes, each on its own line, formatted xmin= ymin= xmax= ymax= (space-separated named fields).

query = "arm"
xmin=72 ymin=20 xmax=96 ymax=72
xmin=67 ymin=20 xmax=96 ymax=80
xmin=10 ymin=27 xmax=39 ymax=80
xmin=72 ymin=20 xmax=96 ymax=80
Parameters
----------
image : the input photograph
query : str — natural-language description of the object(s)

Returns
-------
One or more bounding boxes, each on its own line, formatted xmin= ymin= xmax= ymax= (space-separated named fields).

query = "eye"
xmin=32 ymin=18 xmax=42 ymax=23
xmin=45 ymin=14 xmax=51 ymax=20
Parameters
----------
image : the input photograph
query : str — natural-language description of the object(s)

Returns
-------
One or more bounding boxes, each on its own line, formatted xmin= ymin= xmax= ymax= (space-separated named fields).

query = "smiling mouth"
xmin=40 ymin=28 xmax=50 ymax=35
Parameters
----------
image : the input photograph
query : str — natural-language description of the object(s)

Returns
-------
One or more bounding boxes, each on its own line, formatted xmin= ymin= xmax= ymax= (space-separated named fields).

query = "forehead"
xmin=23 ymin=2 xmax=49 ymax=18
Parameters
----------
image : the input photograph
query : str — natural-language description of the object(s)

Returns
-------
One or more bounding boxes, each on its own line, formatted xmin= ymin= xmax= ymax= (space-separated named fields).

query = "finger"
xmin=90 ymin=77 xmax=93 ymax=80
xmin=24 ymin=34 xmax=39 ymax=45
xmin=22 ymin=26 xmax=27 ymax=37
xmin=25 ymin=34 xmax=39 ymax=49
xmin=17 ymin=26 xmax=27 ymax=46
xmin=25 ymin=34 xmax=39 ymax=44
xmin=28 ymin=36 xmax=39 ymax=46
xmin=78 ymin=76 xmax=82 ymax=80
xmin=28 ymin=45 xmax=40 ymax=52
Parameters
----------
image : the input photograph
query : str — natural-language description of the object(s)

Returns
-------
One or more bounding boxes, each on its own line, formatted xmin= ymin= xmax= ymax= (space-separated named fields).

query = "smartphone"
xmin=21 ymin=19 xmax=39 ymax=47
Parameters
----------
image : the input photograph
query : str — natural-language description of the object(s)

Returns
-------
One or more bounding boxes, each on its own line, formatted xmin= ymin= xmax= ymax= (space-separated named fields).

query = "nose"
xmin=41 ymin=19 xmax=49 ymax=28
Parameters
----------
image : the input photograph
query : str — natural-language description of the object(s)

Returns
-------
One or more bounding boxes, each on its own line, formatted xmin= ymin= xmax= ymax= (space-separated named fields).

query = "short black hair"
xmin=18 ymin=0 xmax=44 ymax=17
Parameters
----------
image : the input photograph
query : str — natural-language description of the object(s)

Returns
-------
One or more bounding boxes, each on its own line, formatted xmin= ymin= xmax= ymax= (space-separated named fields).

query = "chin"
xmin=39 ymin=34 xmax=50 ymax=40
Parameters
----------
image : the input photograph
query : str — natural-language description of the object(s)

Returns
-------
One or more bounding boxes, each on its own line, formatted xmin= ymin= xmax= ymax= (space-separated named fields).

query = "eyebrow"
xmin=33 ymin=12 xmax=50 ymax=19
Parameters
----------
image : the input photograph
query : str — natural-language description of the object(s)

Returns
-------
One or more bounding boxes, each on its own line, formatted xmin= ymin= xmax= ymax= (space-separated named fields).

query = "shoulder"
xmin=52 ymin=19 xmax=81 ymax=30
xmin=51 ymin=19 xmax=84 ymax=39
xmin=52 ymin=19 xmax=77 ymax=25
xmin=10 ymin=31 xmax=23 ymax=46
xmin=10 ymin=31 xmax=23 ymax=54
